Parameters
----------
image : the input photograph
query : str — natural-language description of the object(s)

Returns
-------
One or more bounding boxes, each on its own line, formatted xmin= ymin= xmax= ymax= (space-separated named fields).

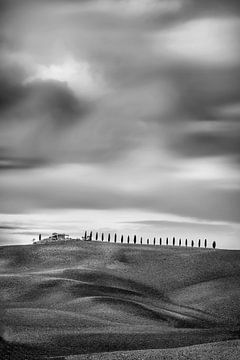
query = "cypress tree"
xmin=160 ymin=237 xmax=162 ymax=245
xmin=198 ymin=239 xmax=201 ymax=248
xmin=173 ymin=237 xmax=175 ymax=246
xmin=114 ymin=233 xmax=117 ymax=243
xmin=127 ymin=235 xmax=130 ymax=244
xmin=185 ymin=239 xmax=188 ymax=247
xmin=101 ymin=233 xmax=104 ymax=241
xmin=179 ymin=238 xmax=181 ymax=246
xmin=90 ymin=231 xmax=92 ymax=241
xmin=140 ymin=237 xmax=143 ymax=245
xmin=134 ymin=235 xmax=137 ymax=244
xmin=147 ymin=238 xmax=149 ymax=245
xmin=212 ymin=241 xmax=216 ymax=249
xmin=166 ymin=237 xmax=168 ymax=245
xmin=153 ymin=237 xmax=156 ymax=245
xmin=191 ymin=240 xmax=194 ymax=247
xmin=96 ymin=232 xmax=98 ymax=241
xmin=108 ymin=233 xmax=111 ymax=242
xmin=84 ymin=231 xmax=87 ymax=240
xmin=121 ymin=235 xmax=123 ymax=243
xmin=204 ymin=239 xmax=207 ymax=248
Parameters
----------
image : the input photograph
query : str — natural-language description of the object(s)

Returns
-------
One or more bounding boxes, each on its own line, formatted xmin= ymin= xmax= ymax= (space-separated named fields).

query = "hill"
xmin=0 ymin=240 xmax=239 ymax=359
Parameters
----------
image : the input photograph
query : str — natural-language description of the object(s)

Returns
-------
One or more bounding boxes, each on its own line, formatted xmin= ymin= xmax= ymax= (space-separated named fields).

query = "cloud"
xmin=175 ymin=130 xmax=240 ymax=159
xmin=154 ymin=17 xmax=240 ymax=66
xmin=0 ymin=225 xmax=17 ymax=230
xmin=0 ymin=0 xmax=240 ymax=249
xmin=93 ymin=0 xmax=184 ymax=17
xmin=215 ymin=103 xmax=240 ymax=119
xmin=0 ymin=77 xmax=91 ymax=166
xmin=0 ymin=52 xmax=93 ymax=167
xmin=0 ymin=155 xmax=47 ymax=171
xmin=0 ymin=160 xmax=240 ymax=224
xmin=185 ymin=0 xmax=240 ymax=17
xmin=0 ymin=64 xmax=89 ymax=125
xmin=151 ymin=23 xmax=240 ymax=160
xmin=120 ymin=212 xmax=236 ymax=227
xmin=26 ymin=58 xmax=106 ymax=98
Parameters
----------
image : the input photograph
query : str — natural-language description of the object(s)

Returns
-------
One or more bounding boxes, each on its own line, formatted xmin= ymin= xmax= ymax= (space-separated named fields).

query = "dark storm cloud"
xmin=0 ymin=75 xmax=89 ymax=128
xmin=0 ymin=55 xmax=91 ymax=167
xmin=0 ymin=153 xmax=47 ymax=171
xmin=0 ymin=225 xmax=17 ymax=230
xmin=24 ymin=80 xmax=89 ymax=128
xmin=0 ymin=60 xmax=27 ymax=110
xmin=168 ymin=66 xmax=240 ymax=159
xmin=0 ymin=75 xmax=90 ymax=168
xmin=175 ymin=131 xmax=240 ymax=159
xmin=187 ymin=0 xmax=240 ymax=16
xmin=162 ymin=66 xmax=240 ymax=159
xmin=174 ymin=67 xmax=240 ymax=121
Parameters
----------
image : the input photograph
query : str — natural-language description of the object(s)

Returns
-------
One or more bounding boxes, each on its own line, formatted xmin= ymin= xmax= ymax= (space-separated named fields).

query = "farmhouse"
xmin=49 ymin=233 xmax=70 ymax=241
xmin=34 ymin=233 xmax=70 ymax=244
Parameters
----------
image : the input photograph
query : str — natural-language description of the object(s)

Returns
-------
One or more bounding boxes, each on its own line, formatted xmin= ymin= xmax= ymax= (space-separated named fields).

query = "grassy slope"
xmin=0 ymin=241 xmax=240 ymax=358
xmin=68 ymin=340 xmax=240 ymax=360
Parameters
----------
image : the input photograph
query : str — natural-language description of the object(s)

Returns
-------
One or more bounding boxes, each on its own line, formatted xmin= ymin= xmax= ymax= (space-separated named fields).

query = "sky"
xmin=0 ymin=0 xmax=240 ymax=249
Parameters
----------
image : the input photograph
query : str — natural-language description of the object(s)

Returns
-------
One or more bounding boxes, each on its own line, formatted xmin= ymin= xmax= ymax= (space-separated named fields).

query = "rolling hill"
xmin=0 ymin=240 xmax=239 ymax=359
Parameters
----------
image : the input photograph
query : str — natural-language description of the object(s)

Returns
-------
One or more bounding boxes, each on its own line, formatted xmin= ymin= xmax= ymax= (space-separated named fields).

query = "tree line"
xmin=83 ymin=231 xmax=217 ymax=249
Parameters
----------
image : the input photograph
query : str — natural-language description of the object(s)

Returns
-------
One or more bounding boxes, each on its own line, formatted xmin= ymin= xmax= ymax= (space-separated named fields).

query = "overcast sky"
xmin=0 ymin=0 xmax=240 ymax=248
